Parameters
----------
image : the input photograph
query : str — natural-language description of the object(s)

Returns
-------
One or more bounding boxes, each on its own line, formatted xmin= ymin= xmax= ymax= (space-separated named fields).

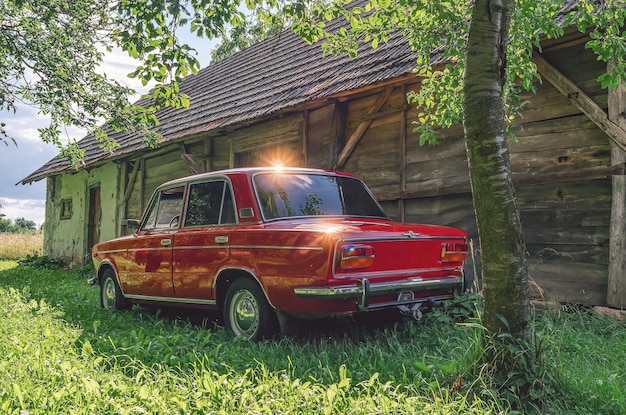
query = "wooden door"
xmin=87 ymin=186 xmax=101 ymax=251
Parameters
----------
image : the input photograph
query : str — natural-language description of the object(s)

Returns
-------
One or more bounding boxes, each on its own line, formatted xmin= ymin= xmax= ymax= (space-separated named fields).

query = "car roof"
xmin=157 ymin=167 xmax=358 ymax=188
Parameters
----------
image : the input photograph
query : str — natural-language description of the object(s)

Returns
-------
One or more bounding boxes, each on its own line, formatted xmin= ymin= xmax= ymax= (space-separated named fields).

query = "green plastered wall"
xmin=43 ymin=163 xmax=121 ymax=267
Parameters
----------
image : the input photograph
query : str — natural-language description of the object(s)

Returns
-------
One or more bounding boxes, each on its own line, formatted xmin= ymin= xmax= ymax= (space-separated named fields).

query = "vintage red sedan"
xmin=92 ymin=167 xmax=469 ymax=340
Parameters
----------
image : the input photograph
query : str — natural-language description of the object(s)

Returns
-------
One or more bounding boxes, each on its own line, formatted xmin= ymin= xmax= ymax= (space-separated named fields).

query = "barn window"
xmin=60 ymin=199 xmax=73 ymax=220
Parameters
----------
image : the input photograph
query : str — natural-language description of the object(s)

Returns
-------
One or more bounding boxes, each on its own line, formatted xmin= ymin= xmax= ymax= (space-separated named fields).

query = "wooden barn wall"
xmin=343 ymin=87 xmax=404 ymax=190
xmin=308 ymin=40 xmax=611 ymax=305
xmin=123 ymin=114 xmax=303 ymax=225
xmin=113 ymin=38 xmax=612 ymax=305
xmin=230 ymin=114 xmax=303 ymax=167
xmin=509 ymin=40 xmax=611 ymax=305
xmin=306 ymin=104 xmax=335 ymax=168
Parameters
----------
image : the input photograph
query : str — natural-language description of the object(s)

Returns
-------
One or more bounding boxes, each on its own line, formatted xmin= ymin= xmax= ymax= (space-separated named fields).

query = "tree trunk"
xmin=462 ymin=0 xmax=529 ymax=340
xmin=607 ymin=60 xmax=626 ymax=309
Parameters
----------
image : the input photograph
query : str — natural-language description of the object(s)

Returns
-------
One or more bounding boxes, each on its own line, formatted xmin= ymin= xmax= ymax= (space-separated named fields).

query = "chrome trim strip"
xmin=230 ymin=245 xmax=324 ymax=251
xmin=114 ymin=245 xmax=322 ymax=251
xmin=173 ymin=245 xmax=228 ymax=250
xmin=95 ymin=249 xmax=127 ymax=255
xmin=125 ymin=294 xmax=217 ymax=305
xmin=341 ymin=236 xmax=467 ymax=243
xmin=294 ymin=275 xmax=462 ymax=299
xmin=334 ymin=267 xmax=461 ymax=280
xmin=127 ymin=247 xmax=172 ymax=253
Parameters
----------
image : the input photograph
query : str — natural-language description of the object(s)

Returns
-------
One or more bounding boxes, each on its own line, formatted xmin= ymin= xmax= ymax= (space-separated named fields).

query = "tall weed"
xmin=0 ymin=232 xmax=43 ymax=259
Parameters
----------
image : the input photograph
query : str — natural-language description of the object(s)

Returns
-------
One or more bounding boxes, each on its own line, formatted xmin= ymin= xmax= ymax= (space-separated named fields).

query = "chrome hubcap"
xmin=230 ymin=290 xmax=259 ymax=338
xmin=102 ymin=278 xmax=116 ymax=309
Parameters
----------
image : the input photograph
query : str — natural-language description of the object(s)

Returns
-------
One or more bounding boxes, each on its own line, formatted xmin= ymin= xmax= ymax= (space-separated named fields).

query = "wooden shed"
xmin=21 ymin=9 xmax=626 ymax=309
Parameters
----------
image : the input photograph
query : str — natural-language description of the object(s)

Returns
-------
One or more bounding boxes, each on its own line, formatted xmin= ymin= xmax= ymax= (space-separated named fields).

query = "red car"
xmin=92 ymin=167 xmax=469 ymax=340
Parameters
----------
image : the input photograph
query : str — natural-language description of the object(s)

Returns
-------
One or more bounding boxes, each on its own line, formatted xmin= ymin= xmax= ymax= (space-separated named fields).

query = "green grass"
xmin=0 ymin=260 xmax=624 ymax=414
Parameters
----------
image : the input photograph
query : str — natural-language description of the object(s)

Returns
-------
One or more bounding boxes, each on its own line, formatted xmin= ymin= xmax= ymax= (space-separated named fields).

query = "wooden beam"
xmin=328 ymin=101 xmax=347 ymax=170
xmin=181 ymin=153 xmax=201 ymax=174
xmin=533 ymin=54 xmax=626 ymax=152
xmin=399 ymin=84 xmax=407 ymax=222
xmin=607 ymin=60 xmax=626 ymax=308
xmin=121 ymin=159 xmax=142 ymax=206
xmin=302 ymin=109 xmax=309 ymax=167
xmin=334 ymin=85 xmax=395 ymax=170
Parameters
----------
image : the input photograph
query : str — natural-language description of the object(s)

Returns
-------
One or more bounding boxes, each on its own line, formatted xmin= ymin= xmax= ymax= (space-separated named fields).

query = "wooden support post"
xmin=229 ymin=140 xmax=235 ymax=169
xmin=334 ymin=85 xmax=395 ymax=170
xmin=608 ymin=64 xmax=626 ymax=308
xmin=328 ymin=101 xmax=347 ymax=170
xmin=181 ymin=153 xmax=202 ymax=174
xmin=204 ymin=138 xmax=213 ymax=172
xmin=399 ymin=84 xmax=407 ymax=223
xmin=302 ymin=109 xmax=309 ymax=167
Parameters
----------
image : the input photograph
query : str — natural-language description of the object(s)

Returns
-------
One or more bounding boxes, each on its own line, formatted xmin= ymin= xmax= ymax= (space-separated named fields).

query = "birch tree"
xmin=3 ymin=0 xmax=626 ymax=343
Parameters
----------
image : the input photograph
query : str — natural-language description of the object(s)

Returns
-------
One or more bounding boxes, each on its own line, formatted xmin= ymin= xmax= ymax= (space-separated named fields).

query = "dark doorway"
xmin=87 ymin=186 xmax=102 ymax=252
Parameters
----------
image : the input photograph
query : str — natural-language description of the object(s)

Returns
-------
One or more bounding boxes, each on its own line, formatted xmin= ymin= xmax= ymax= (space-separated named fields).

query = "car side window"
xmin=184 ymin=180 xmax=236 ymax=227
xmin=142 ymin=186 xmax=186 ymax=230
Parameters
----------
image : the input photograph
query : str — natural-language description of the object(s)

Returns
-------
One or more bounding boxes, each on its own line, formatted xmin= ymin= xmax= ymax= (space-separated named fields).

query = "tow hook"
xmin=398 ymin=302 xmax=424 ymax=320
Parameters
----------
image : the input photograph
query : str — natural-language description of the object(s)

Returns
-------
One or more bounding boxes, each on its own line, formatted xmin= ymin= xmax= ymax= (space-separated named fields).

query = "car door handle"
xmin=215 ymin=236 xmax=229 ymax=244
xmin=161 ymin=239 xmax=172 ymax=246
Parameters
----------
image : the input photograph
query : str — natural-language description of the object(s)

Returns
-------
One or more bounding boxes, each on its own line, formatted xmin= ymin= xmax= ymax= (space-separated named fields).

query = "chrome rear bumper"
xmin=294 ymin=275 xmax=462 ymax=311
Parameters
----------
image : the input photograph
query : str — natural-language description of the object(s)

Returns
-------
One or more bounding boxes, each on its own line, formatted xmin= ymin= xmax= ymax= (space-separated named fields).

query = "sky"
xmin=0 ymin=34 xmax=215 ymax=227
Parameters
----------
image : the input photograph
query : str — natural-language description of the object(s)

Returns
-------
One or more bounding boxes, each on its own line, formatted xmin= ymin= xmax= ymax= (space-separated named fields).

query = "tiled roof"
xmin=20 ymin=0 xmax=581 ymax=184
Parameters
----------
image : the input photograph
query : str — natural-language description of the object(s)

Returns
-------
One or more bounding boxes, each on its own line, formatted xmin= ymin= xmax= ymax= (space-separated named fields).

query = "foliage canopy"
xmin=2 ymin=0 xmax=625 ymax=166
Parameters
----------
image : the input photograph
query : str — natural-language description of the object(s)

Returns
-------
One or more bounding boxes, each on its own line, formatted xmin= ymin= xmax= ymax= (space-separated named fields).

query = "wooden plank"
xmin=515 ymin=78 xmax=607 ymax=124
xmin=405 ymin=133 xmax=466 ymax=163
xmin=514 ymin=166 xmax=620 ymax=187
xmin=302 ymin=109 xmax=309 ymax=167
xmin=607 ymin=63 xmax=626 ymax=308
xmin=399 ymin=84 xmax=407 ymax=222
xmin=328 ymin=101 xmax=347 ymax=169
xmin=121 ymin=159 xmax=142 ymax=206
xmin=373 ymin=178 xmax=472 ymax=201
xmin=520 ymin=208 xmax=610 ymax=228
xmin=181 ymin=153 xmax=201 ymax=174
xmin=533 ymin=53 xmax=626 ymax=152
xmin=306 ymin=104 xmax=334 ymax=168
xmin=526 ymin=244 xmax=608 ymax=266
xmin=334 ymin=85 xmax=395 ymax=170
xmin=403 ymin=193 xmax=476 ymax=231
xmin=522 ymin=226 xmax=609 ymax=247
xmin=528 ymin=260 xmax=607 ymax=305
xmin=516 ymin=179 xmax=612 ymax=209
xmin=230 ymin=114 xmax=302 ymax=153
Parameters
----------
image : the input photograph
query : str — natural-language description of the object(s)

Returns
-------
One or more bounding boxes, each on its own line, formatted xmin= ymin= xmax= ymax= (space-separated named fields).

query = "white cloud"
xmin=0 ymin=197 xmax=46 ymax=226
xmin=2 ymin=30 xmax=217 ymax=229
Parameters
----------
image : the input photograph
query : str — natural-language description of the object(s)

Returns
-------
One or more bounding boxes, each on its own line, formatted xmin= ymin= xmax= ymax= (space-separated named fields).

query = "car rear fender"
xmin=214 ymin=267 xmax=276 ymax=311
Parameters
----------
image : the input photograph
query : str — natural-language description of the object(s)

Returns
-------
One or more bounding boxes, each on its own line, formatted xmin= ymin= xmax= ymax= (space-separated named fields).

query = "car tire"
xmin=100 ymin=268 xmax=132 ymax=311
xmin=224 ymin=278 xmax=277 ymax=341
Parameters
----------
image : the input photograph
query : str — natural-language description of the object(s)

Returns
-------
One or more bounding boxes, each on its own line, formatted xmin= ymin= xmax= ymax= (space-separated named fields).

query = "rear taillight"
xmin=441 ymin=242 xmax=468 ymax=263
xmin=339 ymin=245 xmax=375 ymax=269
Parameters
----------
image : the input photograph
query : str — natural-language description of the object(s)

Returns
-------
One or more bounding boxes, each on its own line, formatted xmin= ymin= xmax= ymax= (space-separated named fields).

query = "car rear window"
xmin=253 ymin=173 xmax=388 ymax=221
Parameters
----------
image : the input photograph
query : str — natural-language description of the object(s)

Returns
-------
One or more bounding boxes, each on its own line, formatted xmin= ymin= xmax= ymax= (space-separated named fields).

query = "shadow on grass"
xmin=136 ymin=302 xmax=410 ymax=343
xmin=0 ymin=261 xmax=468 ymax=388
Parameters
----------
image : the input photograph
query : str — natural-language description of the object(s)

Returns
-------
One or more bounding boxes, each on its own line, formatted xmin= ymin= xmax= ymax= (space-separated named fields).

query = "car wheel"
xmin=224 ymin=278 xmax=277 ymax=341
xmin=100 ymin=268 xmax=132 ymax=311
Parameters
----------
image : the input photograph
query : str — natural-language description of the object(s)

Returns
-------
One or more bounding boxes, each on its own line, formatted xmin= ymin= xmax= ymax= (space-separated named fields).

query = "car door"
xmin=172 ymin=179 xmax=236 ymax=303
xmin=122 ymin=185 xmax=186 ymax=299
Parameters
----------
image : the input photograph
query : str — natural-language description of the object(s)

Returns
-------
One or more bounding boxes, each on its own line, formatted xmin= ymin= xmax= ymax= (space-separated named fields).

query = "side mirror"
xmin=126 ymin=219 xmax=140 ymax=230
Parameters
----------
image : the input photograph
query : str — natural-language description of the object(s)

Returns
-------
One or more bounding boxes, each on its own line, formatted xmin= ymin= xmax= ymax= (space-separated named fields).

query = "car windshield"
xmin=253 ymin=172 xmax=388 ymax=221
